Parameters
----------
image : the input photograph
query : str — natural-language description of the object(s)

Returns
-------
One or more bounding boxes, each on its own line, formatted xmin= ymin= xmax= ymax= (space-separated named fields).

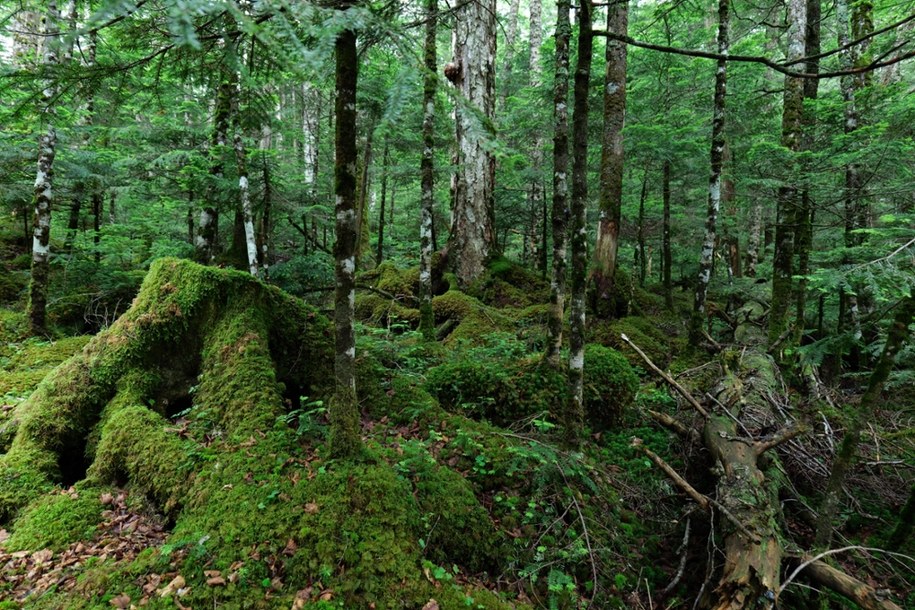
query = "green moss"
xmin=371 ymin=261 xmax=419 ymax=299
xmin=590 ymin=315 xmax=678 ymax=368
xmin=426 ymin=357 xmax=565 ymax=425
xmin=6 ymin=487 xmax=105 ymax=551
xmin=583 ymin=344 xmax=639 ymax=428
xmin=467 ymin=257 xmax=549 ymax=308
xmin=0 ymin=269 xmax=26 ymax=303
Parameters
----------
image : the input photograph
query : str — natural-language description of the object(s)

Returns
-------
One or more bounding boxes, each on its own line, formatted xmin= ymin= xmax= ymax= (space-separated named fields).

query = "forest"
xmin=0 ymin=0 xmax=914 ymax=608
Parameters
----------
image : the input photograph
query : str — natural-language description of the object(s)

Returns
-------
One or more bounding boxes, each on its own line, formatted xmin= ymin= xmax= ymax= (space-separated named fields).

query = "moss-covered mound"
xmin=0 ymin=259 xmax=537 ymax=609
xmin=467 ymin=256 xmax=549 ymax=309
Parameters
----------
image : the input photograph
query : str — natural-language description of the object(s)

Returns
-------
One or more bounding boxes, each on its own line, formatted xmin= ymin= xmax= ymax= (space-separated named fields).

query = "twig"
xmin=780 ymin=546 xmax=913 ymax=596
xmin=754 ymin=423 xmax=807 ymax=456
xmin=621 ymin=333 xmax=708 ymax=417
xmin=661 ymin=517 xmax=690 ymax=596
xmin=647 ymin=410 xmax=702 ymax=445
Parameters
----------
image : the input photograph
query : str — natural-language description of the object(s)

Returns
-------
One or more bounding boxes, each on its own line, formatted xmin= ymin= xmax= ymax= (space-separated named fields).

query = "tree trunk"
xmin=497 ymin=0 xmax=522 ymax=113
xmin=636 ymin=171 xmax=647 ymax=286
xmin=592 ymin=0 xmax=628 ymax=316
xmin=376 ymin=141 xmax=388 ymax=267
xmin=723 ymin=143 xmax=740 ymax=282
xmin=662 ymin=160 xmax=673 ymax=308
xmin=197 ymin=80 xmax=232 ymax=264
xmin=768 ymin=0 xmax=806 ymax=349
xmin=567 ymin=0 xmax=593 ymax=443
xmin=330 ymin=21 xmax=361 ymax=458
xmin=545 ymin=0 xmax=571 ymax=369
xmin=815 ymin=292 xmax=915 ymax=548
xmin=419 ymin=0 xmax=437 ymax=341
xmin=232 ymin=98 xmax=259 ymax=277
xmin=745 ymin=201 xmax=762 ymax=277
xmin=691 ymin=0 xmax=729 ymax=344
xmin=448 ymin=0 xmax=496 ymax=288
xmin=355 ymin=126 xmax=374 ymax=267
xmin=28 ymin=2 xmax=60 ymax=337
xmin=528 ymin=0 xmax=545 ymax=279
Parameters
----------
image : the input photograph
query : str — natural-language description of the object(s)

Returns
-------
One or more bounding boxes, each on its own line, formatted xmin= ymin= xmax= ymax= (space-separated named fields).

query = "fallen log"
xmin=626 ymin=332 xmax=907 ymax=609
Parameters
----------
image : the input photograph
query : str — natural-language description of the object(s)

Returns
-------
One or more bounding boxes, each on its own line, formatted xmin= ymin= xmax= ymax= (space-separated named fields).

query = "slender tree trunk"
xmin=419 ymin=0 xmax=437 ymax=341
xmin=92 ymin=191 xmax=102 ymax=264
xmin=232 ymin=92 xmax=259 ymax=277
xmin=662 ymin=160 xmax=673 ymax=308
xmin=376 ymin=140 xmax=389 ymax=267
xmin=197 ymin=80 xmax=232 ymax=264
xmin=355 ymin=126 xmax=374 ymax=266
xmin=793 ymin=0 xmax=820 ymax=346
xmin=567 ymin=0 xmax=593 ymax=443
xmin=545 ymin=0 xmax=571 ymax=368
xmin=28 ymin=2 xmax=60 ymax=337
xmin=259 ymin=141 xmax=272 ymax=275
xmin=636 ymin=171 xmax=647 ymax=286
xmin=815 ymin=293 xmax=915 ymax=548
xmin=330 ymin=21 xmax=360 ymax=458
xmin=745 ymin=201 xmax=762 ymax=277
xmin=497 ymin=0 xmax=522 ymax=113
xmin=592 ymin=0 xmax=628 ymax=316
xmin=448 ymin=0 xmax=496 ymax=287
xmin=768 ymin=0 xmax=807 ymax=349
xmin=528 ymin=0 xmax=545 ymax=277
xmin=723 ymin=143 xmax=740 ymax=281
xmin=691 ymin=0 xmax=729 ymax=343
xmin=889 ymin=482 xmax=915 ymax=551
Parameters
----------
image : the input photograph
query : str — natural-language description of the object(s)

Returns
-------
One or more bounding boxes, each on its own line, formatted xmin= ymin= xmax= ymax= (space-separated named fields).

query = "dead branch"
xmin=621 ymin=333 xmax=708 ymax=417
xmin=754 ymin=423 xmax=807 ymax=456
xmin=782 ymin=549 xmax=905 ymax=610
xmin=647 ymin=409 xmax=702 ymax=445
xmin=632 ymin=438 xmax=708 ymax=510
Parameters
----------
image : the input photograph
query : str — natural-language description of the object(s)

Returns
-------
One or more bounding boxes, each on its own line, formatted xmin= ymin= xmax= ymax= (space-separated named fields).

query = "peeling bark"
xmin=232 ymin=96 xmax=259 ymax=277
xmin=545 ymin=0 xmax=571 ymax=369
xmin=691 ymin=0 xmax=729 ymax=343
xmin=592 ymin=0 xmax=628 ymax=316
xmin=448 ymin=0 xmax=496 ymax=288
xmin=567 ymin=0 xmax=593 ymax=442
xmin=28 ymin=2 xmax=60 ymax=337
xmin=419 ymin=0 xmax=437 ymax=341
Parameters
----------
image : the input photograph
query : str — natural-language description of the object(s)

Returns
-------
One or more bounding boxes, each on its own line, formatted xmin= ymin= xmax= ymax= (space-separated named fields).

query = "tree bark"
xmin=28 ymin=2 xmax=60 ymax=337
xmin=592 ymin=0 xmax=628 ymax=316
xmin=419 ymin=0 xmax=437 ymax=341
xmin=567 ymin=0 xmax=593 ymax=443
xmin=636 ymin=171 xmax=647 ymax=286
xmin=545 ymin=0 xmax=571 ymax=368
xmin=448 ymin=0 xmax=496 ymax=288
xmin=528 ymin=0 xmax=545 ymax=277
xmin=196 ymin=80 xmax=232 ymax=264
xmin=232 ymin=88 xmax=259 ymax=277
xmin=768 ymin=0 xmax=807 ymax=349
xmin=330 ymin=19 xmax=361 ymax=458
xmin=497 ymin=0 xmax=522 ymax=113
xmin=662 ymin=160 xmax=673 ymax=308
xmin=691 ymin=0 xmax=729 ymax=344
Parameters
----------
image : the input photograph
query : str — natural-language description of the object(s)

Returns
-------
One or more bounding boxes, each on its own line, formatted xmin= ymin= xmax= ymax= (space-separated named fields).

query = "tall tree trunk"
xmin=528 ymin=0 xmax=545 ymax=277
xmin=793 ymin=0 xmax=820 ymax=346
xmin=636 ymin=171 xmax=647 ymax=286
xmin=92 ymin=192 xmax=102 ymax=264
xmin=567 ymin=0 xmax=593 ymax=443
xmin=723 ymin=143 xmax=740 ymax=281
xmin=690 ymin=0 xmax=729 ymax=344
xmin=448 ymin=0 xmax=496 ymax=288
xmin=815 ymin=292 xmax=915 ymax=548
xmin=592 ymin=0 xmax=628 ymax=317
xmin=330 ymin=20 xmax=360 ymax=458
xmin=376 ymin=140 xmax=389 ymax=267
xmin=497 ymin=0 xmax=522 ymax=113
xmin=355 ymin=126 xmax=374 ymax=267
xmin=662 ymin=160 xmax=673 ymax=308
xmin=28 ymin=2 xmax=60 ymax=337
xmin=545 ymin=0 xmax=571 ymax=368
xmin=197 ymin=80 xmax=232 ymax=264
xmin=745 ymin=201 xmax=762 ymax=277
xmin=419 ymin=0 xmax=437 ymax=341
xmin=232 ymin=87 xmax=259 ymax=277
xmin=259 ymin=135 xmax=272 ymax=275
xmin=768 ymin=0 xmax=807 ymax=349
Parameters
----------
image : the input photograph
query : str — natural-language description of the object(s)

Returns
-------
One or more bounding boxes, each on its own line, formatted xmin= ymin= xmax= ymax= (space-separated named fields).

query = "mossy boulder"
xmin=583 ymin=344 xmax=639 ymax=428
xmin=467 ymin=256 xmax=549 ymax=308
xmin=5 ymin=486 xmax=105 ymax=551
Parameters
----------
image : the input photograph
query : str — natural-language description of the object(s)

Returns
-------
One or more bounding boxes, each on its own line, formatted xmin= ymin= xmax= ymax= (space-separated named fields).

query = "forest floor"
xmin=0 ymin=226 xmax=912 ymax=609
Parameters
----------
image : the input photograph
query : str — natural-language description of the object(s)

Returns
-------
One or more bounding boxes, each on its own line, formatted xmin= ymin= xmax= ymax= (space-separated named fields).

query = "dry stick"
xmin=780 ymin=546 xmax=909 ymax=610
xmin=754 ymin=423 xmax=807 ymax=456
xmin=632 ymin=439 xmax=760 ymax=544
xmin=661 ymin=517 xmax=691 ymax=596
xmin=621 ymin=333 xmax=708 ymax=417
xmin=647 ymin=409 xmax=702 ymax=445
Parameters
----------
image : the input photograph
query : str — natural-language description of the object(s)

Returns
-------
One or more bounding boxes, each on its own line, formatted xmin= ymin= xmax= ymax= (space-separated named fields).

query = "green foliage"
xmin=582 ymin=345 xmax=639 ymax=428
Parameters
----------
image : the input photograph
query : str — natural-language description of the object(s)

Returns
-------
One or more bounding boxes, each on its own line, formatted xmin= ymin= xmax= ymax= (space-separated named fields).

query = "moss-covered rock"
xmin=467 ymin=256 xmax=549 ymax=308
xmin=590 ymin=315 xmax=678 ymax=368
xmin=583 ymin=344 xmax=639 ymax=428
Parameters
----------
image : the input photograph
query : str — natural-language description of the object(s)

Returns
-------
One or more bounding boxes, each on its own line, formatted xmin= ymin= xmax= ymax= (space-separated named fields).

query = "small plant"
xmin=279 ymin=396 xmax=327 ymax=440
